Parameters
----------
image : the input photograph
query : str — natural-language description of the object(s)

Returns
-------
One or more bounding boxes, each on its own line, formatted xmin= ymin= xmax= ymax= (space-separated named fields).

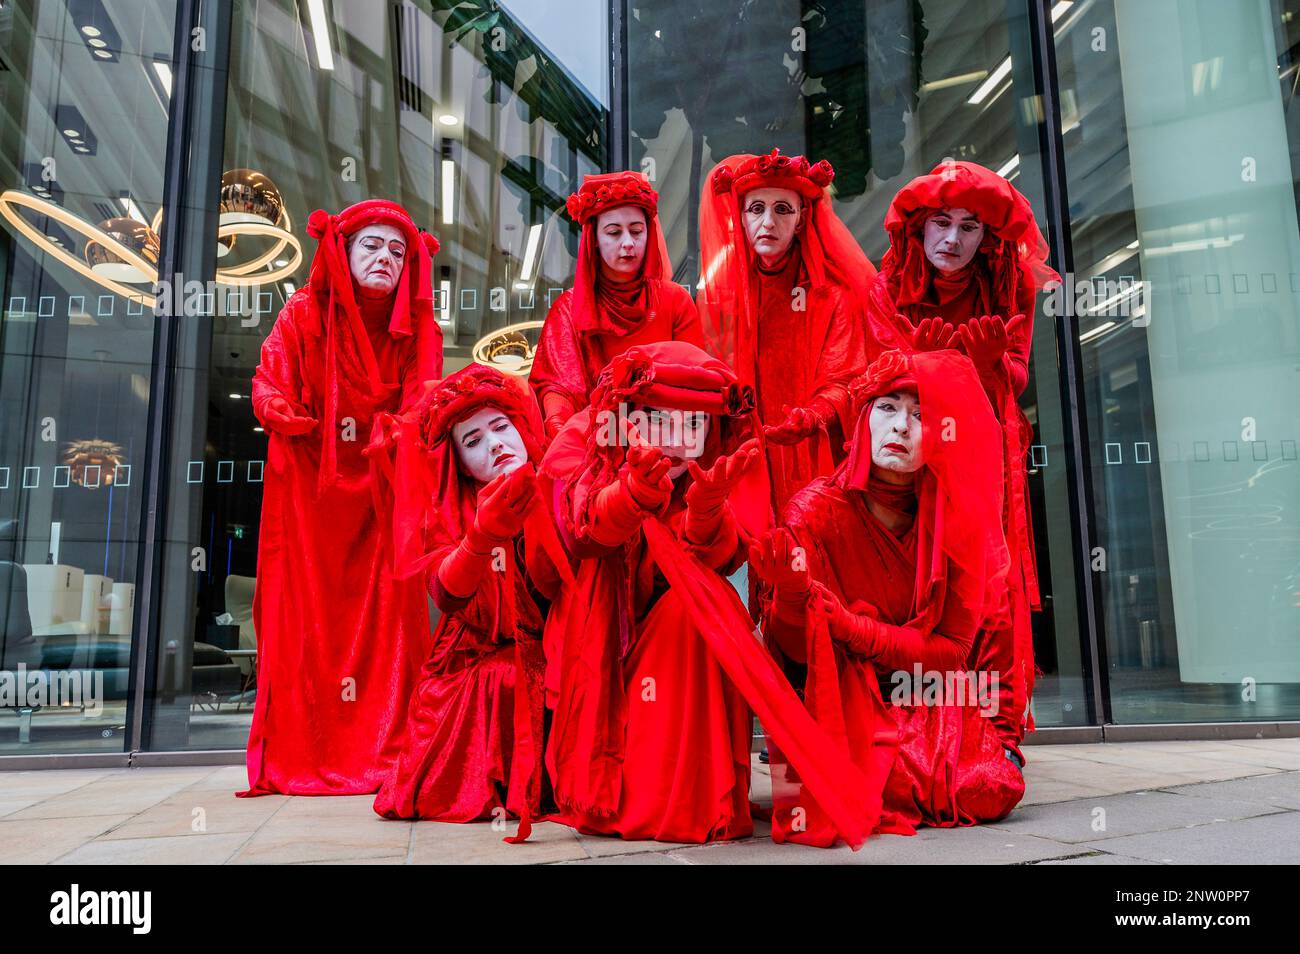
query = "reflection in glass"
xmin=0 ymin=0 xmax=179 ymax=753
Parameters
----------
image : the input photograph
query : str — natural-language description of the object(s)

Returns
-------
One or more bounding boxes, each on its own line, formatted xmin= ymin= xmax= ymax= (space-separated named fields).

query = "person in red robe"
xmin=540 ymin=341 xmax=888 ymax=847
xmin=697 ymin=148 xmax=876 ymax=517
xmin=753 ymin=349 xmax=1023 ymax=839
xmin=865 ymin=161 xmax=1059 ymax=750
xmin=373 ymin=365 xmax=562 ymax=837
xmin=241 ymin=199 xmax=442 ymax=796
xmin=529 ymin=171 xmax=705 ymax=438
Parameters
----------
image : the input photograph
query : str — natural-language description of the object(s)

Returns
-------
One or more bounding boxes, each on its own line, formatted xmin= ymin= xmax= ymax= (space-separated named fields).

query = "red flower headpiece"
xmin=593 ymin=343 xmax=756 ymax=417
xmin=848 ymin=350 xmax=917 ymax=419
xmin=417 ymin=364 xmax=538 ymax=449
xmin=565 ymin=170 xmax=659 ymax=225
xmin=711 ymin=148 xmax=834 ymax=201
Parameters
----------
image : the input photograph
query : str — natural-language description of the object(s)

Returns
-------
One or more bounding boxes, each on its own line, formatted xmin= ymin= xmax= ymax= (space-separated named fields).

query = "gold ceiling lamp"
xmin=62 ymin=439 xmax=126 ymax=488
xmin=0 ymin=190 xmax=158 ymax=299
xmin=0 ymin=165 xmax=302 ymax=300
xmin=213 ymin=168 xmax=301 ymax=284
xmin=471 ymin=321 xmax=545 ymax=376
xmin=84 ymin=216 xmax=160 ymax=283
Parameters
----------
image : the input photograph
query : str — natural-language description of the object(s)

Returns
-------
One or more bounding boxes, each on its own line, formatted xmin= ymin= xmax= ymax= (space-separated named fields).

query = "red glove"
xmin=809 ymin=581 xmax=967 ymax=671
xmin=259 ymin=396 xmax=317 ymax=436
xmin=542 ymin=392 xmax=576 ymax=440
xmin=764 ymin=401 xmax=832 ymax=446
xmin=749 ymin=528 xmax=813 ymax=622
xmin=583 ymin=445 xmax=672 ymax=548
xmin=437 ymin=467 xmax=536 ymax=599
xmin=684 ymin=437 xmax=760 ymax=544
xmin=911 ymin=316 xmax=956 ymax=352
xmin=475 ymin=466 xmax=537 ymax=542
xmin=623 ymin=443 xmax=673 ymax=511
xmin=957 ymin=314 xmax=1024 ymax=371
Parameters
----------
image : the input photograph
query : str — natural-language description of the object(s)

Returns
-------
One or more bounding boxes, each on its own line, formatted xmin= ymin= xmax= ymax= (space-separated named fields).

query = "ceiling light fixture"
xmin=306 ymin=0 xmax=335 ymax=71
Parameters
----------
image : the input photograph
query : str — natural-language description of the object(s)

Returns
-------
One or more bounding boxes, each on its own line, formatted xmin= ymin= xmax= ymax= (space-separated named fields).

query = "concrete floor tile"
xmin=230 ymin=816 xmax=410 ymax=864
xmin=1035 ymin=851 xmax=1161 ymax=865
xmin=667 ymin=824 xmax=1080 ymax=865
xmin=0 ymin=814 xmax=135 ymax=864
xmin=562 ymin=851 xmax=691 ymax=864
xmin=1080 ymin=812 xmax=1300 ymax=864
xmin=0 ymin=768 xmax=124 ymax=798
xmin=97 ymin=790 xmax=286 ymax=840
xmin=54 ymin=831 xmax=251 ymax=865
xmin=409 ymin=819 xmax=587 ymax=864
xmin=1160 ymin=772 xmax=1300 ymax=811
xmin=986 ymin=790 xmax=1278 ymax=844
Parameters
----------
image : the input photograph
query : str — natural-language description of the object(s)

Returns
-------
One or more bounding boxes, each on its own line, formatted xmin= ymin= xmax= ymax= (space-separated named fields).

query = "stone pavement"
xmin=3 ymin=738 xmax=1299 ymax=864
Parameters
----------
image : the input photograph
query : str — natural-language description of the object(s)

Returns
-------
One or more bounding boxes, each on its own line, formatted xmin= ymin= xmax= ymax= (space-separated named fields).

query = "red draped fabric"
xmin=762 ymin=350 xmax=1022 ymax=837
xmin=373 ymin=367 xmax=555 ymax=836
xmin=241 ymin=200 xmax=442 ymax=796
xmin=697 ymin=150 xmax=874 ymax=518
xmin=865 ymin=162 xmax=1059 ymax=744
xmin=540 ymin=341 xmax=884 ymax=848
xmin=530 ymin=171 xmax=705 ymax=436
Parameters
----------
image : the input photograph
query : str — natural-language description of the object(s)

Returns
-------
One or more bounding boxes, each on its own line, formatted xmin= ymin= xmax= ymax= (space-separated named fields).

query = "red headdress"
xmin=840 ymin=348 xmax=1012 ymax=664
xmin=542 ymin=339 xmax=768 ymax=542
xmin=872 ymin=160 xmax=1058 ymax=348
xmin=301 ymin=199 xmax=442 ymax=491
xmin=697 ymin=149 xmax=877 ymax=381
xmin=374 ymin=363 xmax=547 ymax=583
xmin=562 ymin=171 xmax=673 ymax=336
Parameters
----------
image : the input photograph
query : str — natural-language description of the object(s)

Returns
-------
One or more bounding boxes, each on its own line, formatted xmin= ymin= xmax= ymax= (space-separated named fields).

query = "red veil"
xmin=840 ymin=350 xmax=1011 ymax=631
xmin=696 ymin=149 xmax=877 ymax=385
xmin=770 ymin=349 xmax=1012 ymax=843
xmin=868 ymin=160 xmax=1057 ymax=350
xmin=543 ymin=340 xmax=886 ymax=848
xmin=371 ymin=363 xmax=570 ymax=595
xmin=529 ymin=171 xmax=684 ymax=419
xmin=301 ymin=199 xmax=443 ymax=491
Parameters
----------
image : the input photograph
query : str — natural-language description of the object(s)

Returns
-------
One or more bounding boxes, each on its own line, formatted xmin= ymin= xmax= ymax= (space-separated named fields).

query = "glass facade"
xmin=1055 ymin=0 xmax=1300 ymax=723
xmin=0 ymin=0 xmax=1296 ymax=761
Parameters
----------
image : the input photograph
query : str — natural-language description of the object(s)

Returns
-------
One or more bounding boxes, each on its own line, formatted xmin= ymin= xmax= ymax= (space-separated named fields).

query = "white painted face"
xmin=923 ymin=206 xmax=985 ymax=275
xmin=868 ymin=390 xmax=924 ymax=474
xmin=741 ymin=186 xmax=803 ymax=266
xmin=630 ymin=404 xmax=711 ymax=480
xmin=594 ymin=205 xmax=648 ymax=279
xmin=348 ymin=223 xmax=407 ymax=297
xmin=452 ymin=406 xmax=527 ymax=484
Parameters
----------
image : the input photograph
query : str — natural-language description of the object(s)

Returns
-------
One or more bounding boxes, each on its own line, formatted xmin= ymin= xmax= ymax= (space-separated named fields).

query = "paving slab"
xmin=666 ymin=823 xmax=1082 ymax=865
xmin=1079 ymin=812 xmax=1300 ymax=865
xmin=54 ymin=831 xmax=252 ymax=865
xmin=1159 ymin=772 xmax=1300 ymax=811
xmin=986 ymin=789 xmax=1280 ymax=844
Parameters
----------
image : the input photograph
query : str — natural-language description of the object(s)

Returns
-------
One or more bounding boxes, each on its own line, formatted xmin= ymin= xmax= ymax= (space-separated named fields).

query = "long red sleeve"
xmin=252 ymin=300 xmax=309 ymax=426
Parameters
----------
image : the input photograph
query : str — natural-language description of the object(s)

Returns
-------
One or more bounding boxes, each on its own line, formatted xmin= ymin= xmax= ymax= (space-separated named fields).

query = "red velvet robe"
xmin=753 ymin=254 xmax=867 ymax=515
xmin=770 ymin=478 xmax=1025 ymax=831
xmin=545 ymin=476 xmax=754 ymax=843
xmin=243 ymin=292 xmax=429 ymax=795
xmin=373 ymin=533 xmax=551 ymax=822
xmin=868 ymin=273 xmax=1037 ymax=747
xmin=530 ymin=280 xmax=705 ymax=420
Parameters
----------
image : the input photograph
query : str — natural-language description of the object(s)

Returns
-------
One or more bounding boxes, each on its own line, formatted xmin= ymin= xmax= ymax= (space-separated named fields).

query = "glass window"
xmin=0 ymin=0 xmax=179 ymax=754
xmin=142 ymin=0 xmax=607 ymax=751
xmin=627 ymin=0 xmax=1092 ymax=726
xmin=1054 ymin=0 xmax=1300 ymax=722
